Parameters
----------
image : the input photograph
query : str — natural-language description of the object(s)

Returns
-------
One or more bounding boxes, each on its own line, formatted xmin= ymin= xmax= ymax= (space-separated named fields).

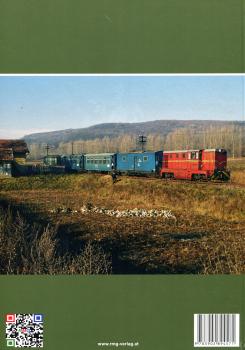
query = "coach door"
xmin=198 ymin=151 xmax=203 ymax=170
xmin=133 ymin=156 xmax=138 ymax=172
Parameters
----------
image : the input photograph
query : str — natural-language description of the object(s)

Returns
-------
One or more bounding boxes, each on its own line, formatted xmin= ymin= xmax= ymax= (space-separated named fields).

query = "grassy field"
xmin=0 ymin=158 xmax=244 ymax=274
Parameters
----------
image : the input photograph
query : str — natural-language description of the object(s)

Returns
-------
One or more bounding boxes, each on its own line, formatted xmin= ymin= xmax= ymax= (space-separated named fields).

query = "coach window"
xmin=182 ymin=153 xmax=186 ymax=158
xmin=196 ymin=152 xmax=199 ymax=159
xmin=143 ymin=156 xmax=148 ymax=162
xmin=188 ymin=153 xmax=191 ymax=160
xmin=103 ymin=158 xmax=106 ymax=164
xmin=122 ymin=156 xmax=127 ymax=162
xmin=176 ymin=154 xmax=179 ymax=158
xmin=170 ymin=154 xmax=172 ymax=159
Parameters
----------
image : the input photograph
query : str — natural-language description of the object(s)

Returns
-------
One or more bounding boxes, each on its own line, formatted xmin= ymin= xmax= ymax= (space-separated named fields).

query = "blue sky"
xmin=0 ymin=75 xmax=244 ymax=138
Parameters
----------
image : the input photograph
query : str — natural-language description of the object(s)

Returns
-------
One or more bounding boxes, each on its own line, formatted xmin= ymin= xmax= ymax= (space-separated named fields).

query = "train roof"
xmin=84 ymin=153 xmax=115 ymax=157
xmin=117 ymin=151 xmax=163 ymax=154
xmin=203 ymin=149 xmax=227 ymax=152
xmin=164 ymin=149 xmax=227 ymax=153
xmin=164 ymin=149 xmax=200 ymax=153
xmin=61 ymin=154 xmax=84 ymax=157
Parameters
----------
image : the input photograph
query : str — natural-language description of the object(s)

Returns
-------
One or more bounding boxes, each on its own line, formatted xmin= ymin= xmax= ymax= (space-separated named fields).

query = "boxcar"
xmin=84 ymin=153 xmax=116 ymax=172
xmin=61 ymin=154 xmax=84 ymax=172
xmin=161 ymin=149 xmax=230 ymax=180
xmin=116 ymin=151 xmax=163 ymax=176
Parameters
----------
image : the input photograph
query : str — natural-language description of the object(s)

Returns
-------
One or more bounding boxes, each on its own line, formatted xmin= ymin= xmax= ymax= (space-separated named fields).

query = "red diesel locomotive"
xmin=161 ymin=149 xmax=230 ymax=181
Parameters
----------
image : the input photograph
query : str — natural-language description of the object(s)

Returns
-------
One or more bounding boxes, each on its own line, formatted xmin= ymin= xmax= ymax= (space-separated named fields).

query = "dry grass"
xmin=228 ymin=158 xmax=245 ymax=186
xmin=0 ymin=205 xmax=111 ymax=274
xmin=0 ymin=157 xmax=244 ymax=274
xmin=1 ymin=176 xmax=244 ymax=221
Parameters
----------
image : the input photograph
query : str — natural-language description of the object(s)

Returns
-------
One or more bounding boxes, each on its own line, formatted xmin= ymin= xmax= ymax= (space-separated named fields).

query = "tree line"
xmin=28 ymin=124 xmax=245 ymax=159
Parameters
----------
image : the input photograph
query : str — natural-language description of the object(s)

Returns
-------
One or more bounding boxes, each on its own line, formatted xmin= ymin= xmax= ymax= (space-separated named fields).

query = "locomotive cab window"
xmin=122 ymin=156 xmax=127 ymax=162
xmin=143 ymin=156 xmax=148 ymax=162
xmin=191 ymin=152 xmax=196 ymax=160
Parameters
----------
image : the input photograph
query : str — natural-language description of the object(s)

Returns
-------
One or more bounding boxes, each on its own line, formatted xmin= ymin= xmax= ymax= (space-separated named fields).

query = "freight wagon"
xmin=116 ymin=151 xmax=163 ymax=176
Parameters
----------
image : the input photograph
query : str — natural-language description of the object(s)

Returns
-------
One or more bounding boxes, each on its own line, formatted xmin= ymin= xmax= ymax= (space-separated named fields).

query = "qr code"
xmin=6 ymin=314 xmax=43 ymax=348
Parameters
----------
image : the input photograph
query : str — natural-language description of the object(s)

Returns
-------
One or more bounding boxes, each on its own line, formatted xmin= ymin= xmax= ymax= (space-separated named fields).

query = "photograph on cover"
xmin=0 ymin=74 xmax=244 ymax=275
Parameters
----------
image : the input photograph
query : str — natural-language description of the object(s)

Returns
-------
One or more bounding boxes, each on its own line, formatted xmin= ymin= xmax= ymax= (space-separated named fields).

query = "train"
xmin=40 ymin=148 xmax=230 ymax=181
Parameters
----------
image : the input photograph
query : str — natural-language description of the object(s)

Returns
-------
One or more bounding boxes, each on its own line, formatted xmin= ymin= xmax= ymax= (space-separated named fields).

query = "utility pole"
xmin=71 ymin=142 xmax=74 ymax=155
xmin=138 ymin=135 xmax=147 ymax=152
xmin=45 ymin=144 xmax=50 ymax=157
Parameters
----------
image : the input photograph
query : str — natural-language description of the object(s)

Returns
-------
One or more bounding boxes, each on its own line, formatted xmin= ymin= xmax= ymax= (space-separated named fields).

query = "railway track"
xmin=115 ymin=175 xmax=244 ymax=188
xmin=86 ymin=172 xmax=243 ymax=188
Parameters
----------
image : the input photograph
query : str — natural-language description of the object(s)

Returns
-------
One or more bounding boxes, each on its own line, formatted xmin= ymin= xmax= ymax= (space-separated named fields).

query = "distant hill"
xmin=23 ymin=120 xmax=244 ymax=145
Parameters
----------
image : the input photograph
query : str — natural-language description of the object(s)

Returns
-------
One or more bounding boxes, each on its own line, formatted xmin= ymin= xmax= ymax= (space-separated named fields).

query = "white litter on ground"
xmin=50 ymin=204 xmax=176 ymax=220
xmin=80 ymin=205 xmax=176 ymax=220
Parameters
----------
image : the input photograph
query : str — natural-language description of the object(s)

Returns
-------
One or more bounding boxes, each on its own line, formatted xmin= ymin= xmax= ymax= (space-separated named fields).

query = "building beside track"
xmin=0 ymin=140 xmax=29 ymax=176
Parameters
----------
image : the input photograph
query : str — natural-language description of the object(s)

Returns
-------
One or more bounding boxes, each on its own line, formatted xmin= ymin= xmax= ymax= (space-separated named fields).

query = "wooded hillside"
xmin=24 ymin=120 xmax=245 ymax=159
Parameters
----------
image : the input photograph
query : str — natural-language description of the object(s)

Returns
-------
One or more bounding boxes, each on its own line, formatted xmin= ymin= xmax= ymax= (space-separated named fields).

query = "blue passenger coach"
xmin=84 ymin=153 xmax=116 ymax=172
xmin=116 ymin=151 xmax=163 ymax=175
xmin=61 ymin=155 xmax=84 ymax=172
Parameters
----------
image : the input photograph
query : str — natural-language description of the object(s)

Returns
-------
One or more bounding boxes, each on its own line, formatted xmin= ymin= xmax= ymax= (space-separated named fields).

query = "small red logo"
xmin=6 ymin=314 xmax=16 ymax=323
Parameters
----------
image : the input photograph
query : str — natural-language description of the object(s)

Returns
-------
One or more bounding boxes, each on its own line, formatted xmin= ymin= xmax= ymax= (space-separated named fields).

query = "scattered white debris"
xmin=49 ymin=204 xmax=176 ymax=220
xmin=80 ymin=205 xmax=176 ymax=219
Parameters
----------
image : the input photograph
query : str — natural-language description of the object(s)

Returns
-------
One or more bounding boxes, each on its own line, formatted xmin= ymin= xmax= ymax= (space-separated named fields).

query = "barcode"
xmin=194 ymin=314 xmax=240 ymax=347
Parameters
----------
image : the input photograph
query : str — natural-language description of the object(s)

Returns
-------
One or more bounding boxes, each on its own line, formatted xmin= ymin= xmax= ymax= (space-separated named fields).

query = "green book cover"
xmin=0 ymin=1 xmax=244 ymax=349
